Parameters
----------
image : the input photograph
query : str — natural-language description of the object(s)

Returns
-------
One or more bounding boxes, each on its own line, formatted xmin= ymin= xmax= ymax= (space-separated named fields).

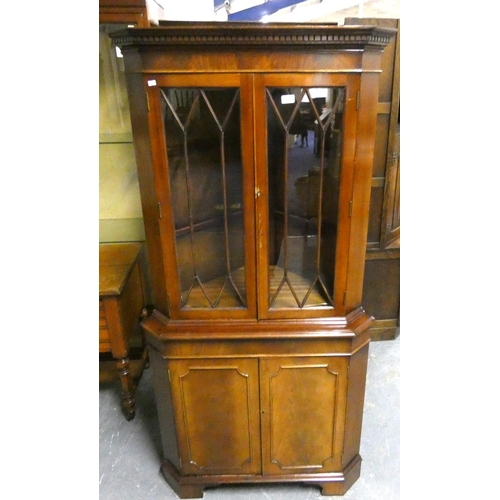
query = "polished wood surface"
xmin=168 ymin=357 xmax=261 ymax=476
xmin=112 ymin=21 xmax=394 ymax=497
xmin=112 ymin=44 xmax=392 ymax=321
xmin=260 ymin=356 xmax=348 ymax=475
xmin=99 ymin=242 xmax=148 ymax=420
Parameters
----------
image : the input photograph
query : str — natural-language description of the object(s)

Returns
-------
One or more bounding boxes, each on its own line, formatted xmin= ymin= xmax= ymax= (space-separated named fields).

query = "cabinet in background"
xmin=345 ymin=18 xmax=400 ymax=340
xmin=99 ymin=0 xmax=164 ymax=244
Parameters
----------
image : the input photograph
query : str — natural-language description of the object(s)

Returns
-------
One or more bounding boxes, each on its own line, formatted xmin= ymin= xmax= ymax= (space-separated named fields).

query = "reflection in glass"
xmin=267 ymin=87 xmax=344 ymax=309
xmin=161 ymin=88 xmax=246 ymax=309
xmin=99 ymin=23 xmax=145 ymax=243
xmin=99 ymin=24 xmax=133 ymax=138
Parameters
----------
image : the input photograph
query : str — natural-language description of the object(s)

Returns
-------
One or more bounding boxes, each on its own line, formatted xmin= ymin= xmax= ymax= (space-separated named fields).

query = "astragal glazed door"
xmin=146 ymin=74 xmax=257 ymax=320
xmin=254 ymin=73 xmax=360 ymax=320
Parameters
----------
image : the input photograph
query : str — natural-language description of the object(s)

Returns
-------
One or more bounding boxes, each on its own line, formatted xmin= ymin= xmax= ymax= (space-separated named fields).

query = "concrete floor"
xmin=99 ymin=335 xmax=400 ymax=500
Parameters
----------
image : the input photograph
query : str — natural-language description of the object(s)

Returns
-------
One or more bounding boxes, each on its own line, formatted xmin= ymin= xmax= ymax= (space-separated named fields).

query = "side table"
xmin=99 ymin=242 xmax=148 ymax=420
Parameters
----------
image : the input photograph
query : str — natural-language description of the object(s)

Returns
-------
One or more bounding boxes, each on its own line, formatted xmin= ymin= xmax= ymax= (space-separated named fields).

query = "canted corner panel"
xmin=267 ymin=363 xmax=341 ymax=472
xmin=177 ymin=364 xmax=257 ymax=473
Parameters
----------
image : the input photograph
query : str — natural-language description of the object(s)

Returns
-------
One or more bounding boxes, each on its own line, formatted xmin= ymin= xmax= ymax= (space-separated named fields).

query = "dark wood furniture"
xmin=345 ymin=17 xmax=400 ymax=340
xmin=99 ymin=242 xmax=148 ymax=420
xmin=99 ymin=0 xmax=162 ymax=27
xmin=112 ymin=22 xmax=395 ymax=497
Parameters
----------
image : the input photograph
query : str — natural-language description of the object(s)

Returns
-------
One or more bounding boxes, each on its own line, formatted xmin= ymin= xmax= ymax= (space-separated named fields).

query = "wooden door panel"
xmin=168 ymin=358 xmax=261 ymax=475
xmin=260 ymin=356 xmax=348 ymax=474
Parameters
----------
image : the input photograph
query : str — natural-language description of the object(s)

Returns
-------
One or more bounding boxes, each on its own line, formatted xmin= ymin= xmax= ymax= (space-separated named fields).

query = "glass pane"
xmin=161 ymin=87 xmax=246 ymax=309
xmin=99 ymin=23 xmax=144 ymax=243
xmin=266 ymin=87 xmax=344 ymax=309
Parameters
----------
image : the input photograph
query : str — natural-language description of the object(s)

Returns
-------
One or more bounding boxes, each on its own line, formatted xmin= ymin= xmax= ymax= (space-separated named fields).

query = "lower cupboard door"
xmin=168 ymin=358 xmax=262 ymax=475
xmin=260 ymin=356 xmax=349 ymax=475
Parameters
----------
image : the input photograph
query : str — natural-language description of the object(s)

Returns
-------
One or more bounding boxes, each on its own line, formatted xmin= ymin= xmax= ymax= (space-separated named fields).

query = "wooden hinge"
xmin=167 ymin=369 xmax=171 ymax=383
xmin=343 ymin=290 xmax=347 ymax=305
xmin=146 ymin=92 xmax=150 ymax=112
xmin=356 ymin=90 xmax=360 ymax=110
xmin=349 ymin=200 xmax=353 ymax=217
xmin=158 ymin=201 xmax=163 ymax=219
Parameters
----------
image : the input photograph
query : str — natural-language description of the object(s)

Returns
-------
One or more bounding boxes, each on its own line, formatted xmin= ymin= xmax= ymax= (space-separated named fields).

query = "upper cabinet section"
xmin=111 ymin=23 xmax=395 ymax=321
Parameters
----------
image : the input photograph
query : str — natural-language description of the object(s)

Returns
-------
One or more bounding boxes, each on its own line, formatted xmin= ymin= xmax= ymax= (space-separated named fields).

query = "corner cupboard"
xmin=112 ymin=21 xmax=395 ymax=498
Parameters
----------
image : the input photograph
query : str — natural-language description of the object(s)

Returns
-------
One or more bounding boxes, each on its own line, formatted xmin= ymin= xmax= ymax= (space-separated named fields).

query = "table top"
xmin=99 ymin=242 xmax=143 ymax=297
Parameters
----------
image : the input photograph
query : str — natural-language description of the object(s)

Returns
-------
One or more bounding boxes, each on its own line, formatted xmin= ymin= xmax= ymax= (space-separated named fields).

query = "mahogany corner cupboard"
xmin=111 ymin=22 xmax=395 ymax=498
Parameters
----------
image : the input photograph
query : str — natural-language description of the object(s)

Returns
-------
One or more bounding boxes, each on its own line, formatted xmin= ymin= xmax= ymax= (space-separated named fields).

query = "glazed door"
xmin=254 ymin=74 xmax=360 ymax=319
xmin=259 ymin=356 xmax=349 ymax=475
xmin=167 ymin=358 xmax=262 ymax=476
xmin=146 ymin=74 xmax=257 ymax=320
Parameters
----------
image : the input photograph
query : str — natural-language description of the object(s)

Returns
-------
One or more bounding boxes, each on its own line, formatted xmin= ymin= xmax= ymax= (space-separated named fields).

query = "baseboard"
xmin=369 ymin=319 xmax=400 ymax=341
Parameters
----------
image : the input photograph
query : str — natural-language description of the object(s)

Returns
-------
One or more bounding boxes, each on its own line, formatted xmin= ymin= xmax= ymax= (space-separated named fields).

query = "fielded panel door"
xmin=259 ymin=356 xmax=349 ymax=475
xmin=146 ymin=74 xmax=257 ymax=320
xmin=167 ymin=357 xmax=262 ymax=476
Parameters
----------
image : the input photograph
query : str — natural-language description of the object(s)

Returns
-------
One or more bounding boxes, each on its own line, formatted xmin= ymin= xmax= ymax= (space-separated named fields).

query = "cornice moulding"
xmin=111 ymin=22 xmax=396 ymax=49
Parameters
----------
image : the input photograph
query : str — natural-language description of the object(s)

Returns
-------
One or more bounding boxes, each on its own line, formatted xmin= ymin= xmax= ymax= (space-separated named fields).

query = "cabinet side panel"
xmin=125 ymin=72 xmax=169 ymax=312
xmin=343 ymin=343 xmax=369 ymax=465
xmin=148 ymin=346 xmax=180 ymax=467
xmin=346 ymin=64 xmax=381 ymax=310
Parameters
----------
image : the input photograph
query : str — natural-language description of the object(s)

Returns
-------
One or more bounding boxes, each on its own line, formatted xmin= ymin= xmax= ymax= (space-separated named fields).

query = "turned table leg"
xmin=117 ymin=357 xmax=136 ymax=421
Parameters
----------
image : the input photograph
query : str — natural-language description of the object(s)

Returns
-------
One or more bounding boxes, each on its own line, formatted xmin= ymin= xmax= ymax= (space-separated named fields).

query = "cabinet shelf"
xmin=181 ymin=267 xmax=247 ymax=309
xmin=179 ymin=265 xmax=331 ymax=311
xmin=269 ymin=265 xmax=331 ymax=309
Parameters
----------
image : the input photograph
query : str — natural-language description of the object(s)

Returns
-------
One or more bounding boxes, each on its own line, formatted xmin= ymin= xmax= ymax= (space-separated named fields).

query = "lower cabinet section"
xmin=166 ymin=357 xmax=348 ymax=478
xmin=146 ymin=321 xmax=370 ymax=499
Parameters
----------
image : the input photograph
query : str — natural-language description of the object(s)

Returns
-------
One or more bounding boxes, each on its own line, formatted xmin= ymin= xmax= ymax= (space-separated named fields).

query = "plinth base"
xmin=160 ymin=455 xmax=362 ymax=499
